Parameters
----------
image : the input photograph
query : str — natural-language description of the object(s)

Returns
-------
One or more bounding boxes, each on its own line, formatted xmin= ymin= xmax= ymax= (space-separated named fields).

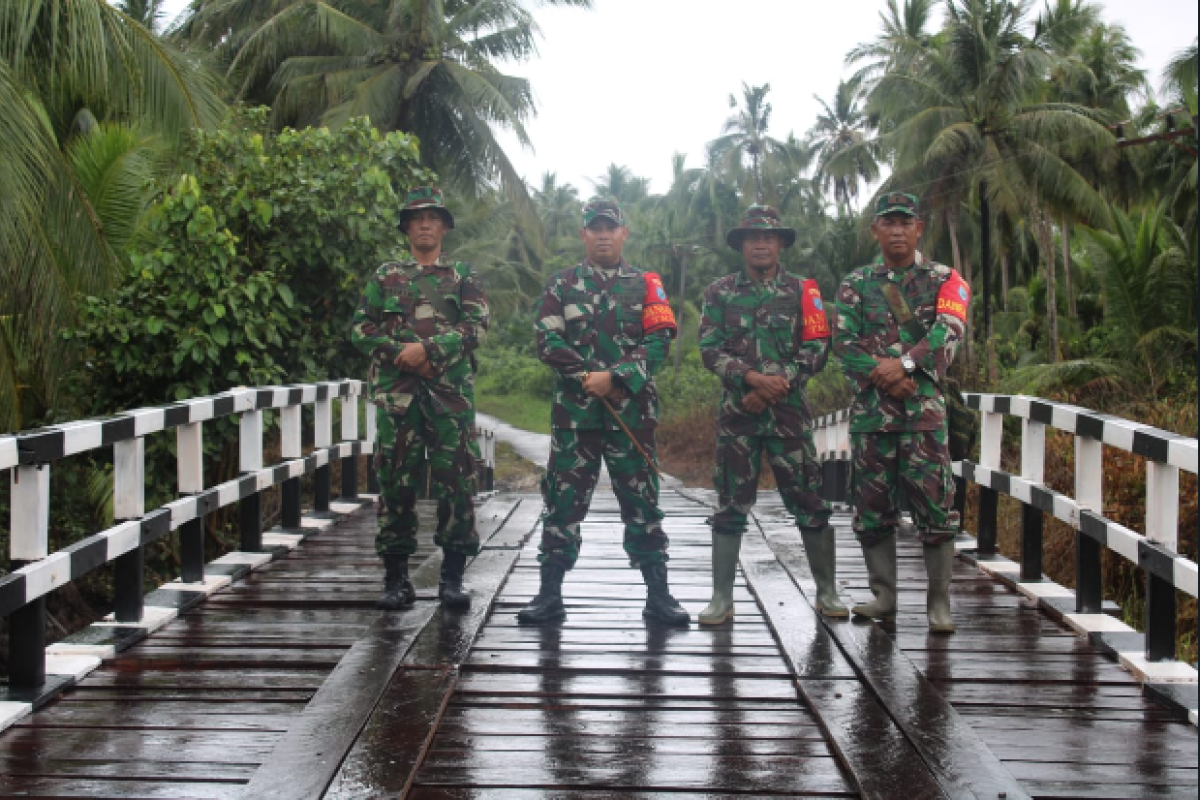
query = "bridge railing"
xmin=812 ymin=393 xmax=1197 ymax=680
xmin=2 ymin=381 xmax=496 ymax=698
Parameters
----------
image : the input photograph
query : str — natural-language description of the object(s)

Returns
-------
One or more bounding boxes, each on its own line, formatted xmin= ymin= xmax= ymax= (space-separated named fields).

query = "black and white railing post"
xmin=340 ymin=388 xmax=359 ymax=501
xmin=1075 ymin=430 xmax=1105 ymax=615
xmin=1145 ymin=458 xmax=1180 ymax=662
xmin=366 ymin=406 xmax=380 ymax=494
xmin=177 ymin=421 xmax=206 ymax=584
xmin=8 ymin=462 xmax=50 ymax=690
xmin=113 ymin=437 xmax=146 ymax=623
xmin=313 ymin=389 xmax=333 ymax=514
xmin=1020 ymin=416 xmax=1046 ymax=581
xmin=239 ymin=393 xmax=264 ymax=552
xmin=975 ymin=408 xmax=1002 ymax=558
xmin=280 ymin=403 xmax=303 ymax=530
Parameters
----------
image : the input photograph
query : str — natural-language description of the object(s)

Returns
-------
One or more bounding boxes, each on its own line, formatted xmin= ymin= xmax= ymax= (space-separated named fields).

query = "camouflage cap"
xmin=725 ymin=204 xmax=796 ymax=250
xmin=874 ymin=191 xmax=919 ymax=218
xmin=582 ymin=197 xmax=624 ymax=228
xmin=399 ymin=185 xmax=455 ymax=229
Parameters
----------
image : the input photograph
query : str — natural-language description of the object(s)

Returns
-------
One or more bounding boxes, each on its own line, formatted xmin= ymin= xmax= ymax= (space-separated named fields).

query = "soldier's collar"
xmin=402 ymin=253 xmax=448 ymax=270
xmin=738 ymin=264 xmax=782 ymax=285
xmin=872 ymin=250 xmax=928 ymax=274
xmin=580 ymin=258 xmax=630 ymax=277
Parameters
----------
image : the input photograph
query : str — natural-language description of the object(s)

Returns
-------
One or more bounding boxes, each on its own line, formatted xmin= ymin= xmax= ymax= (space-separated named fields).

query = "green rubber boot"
xmin=923 ymin=540 xmax=957 ymax=634
xmin=800 ymin=526 xmax=848 ymax=618
xmin=698 ymin=533 xmax=741 ymax=626
xmin=851 ymin=535 xmax=898 ymax=620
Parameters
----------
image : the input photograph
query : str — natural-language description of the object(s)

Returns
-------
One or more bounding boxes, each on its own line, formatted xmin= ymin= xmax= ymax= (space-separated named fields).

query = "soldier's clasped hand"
xmin=582 ymin=370 xmax=614 ymax=399
xmin=395 ymin=342 xmax=428 ymax=370
xmin=741 ymin=391 xmax=769 ymax=414
xmin=745 ymin=371 xmax=790 ymax=404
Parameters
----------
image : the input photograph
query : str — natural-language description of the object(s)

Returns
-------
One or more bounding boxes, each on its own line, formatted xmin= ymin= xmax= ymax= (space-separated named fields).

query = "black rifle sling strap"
xmin=878 ymin=281 xmax=929 ymax=345
xmin=413 ymin=273 xmax=461 ymax=325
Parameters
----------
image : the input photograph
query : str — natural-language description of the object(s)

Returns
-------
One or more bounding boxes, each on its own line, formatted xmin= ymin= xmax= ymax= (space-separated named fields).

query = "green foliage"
xmin=69 ymin=108 xmax=432 ymax=412
xmin=476 ymin=347 xmax=555 ymax=400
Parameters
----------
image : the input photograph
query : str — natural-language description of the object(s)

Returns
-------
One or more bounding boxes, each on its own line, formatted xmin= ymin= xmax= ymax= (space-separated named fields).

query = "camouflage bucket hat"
xmin=725 ymin=204 xmax=796 ymax=250
xmin=874 ymin=191 xmax=919 ymax=218
xmin=399 ymin=185 xmax=455 ymax=229
xmin=582 ymin=197 xmax=624 ymax=228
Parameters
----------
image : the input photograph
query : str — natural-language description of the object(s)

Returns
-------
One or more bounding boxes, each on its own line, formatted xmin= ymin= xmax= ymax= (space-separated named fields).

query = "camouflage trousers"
xmin=712 ymin=433 xmax=831 ymax=536
xmin=374 ymin=397 xmax=481 ymax=558
xmin=539 ymin=428 xmax=668 ymax=570
xmin=850 ymin=430 xmax=959 ymax=546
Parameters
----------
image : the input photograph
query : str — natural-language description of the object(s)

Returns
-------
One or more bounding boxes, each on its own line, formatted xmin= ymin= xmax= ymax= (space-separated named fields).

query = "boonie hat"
xmin=726 ymin=204 xmax=796 ymax=250
xmin=400 ymin=186 xmax=454 ymax=229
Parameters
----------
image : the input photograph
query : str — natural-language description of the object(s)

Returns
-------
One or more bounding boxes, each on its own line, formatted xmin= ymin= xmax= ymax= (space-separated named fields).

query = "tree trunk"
xmin=947 ymin=209 xmax=973 ymax=369
xmin=1000 ymin=250 xmax=1010 ymax=310
xmin=1061 ymin=217 xmax=1076 ymax=318
xmin=1037 ymin=213 xmax=1060 ymax=363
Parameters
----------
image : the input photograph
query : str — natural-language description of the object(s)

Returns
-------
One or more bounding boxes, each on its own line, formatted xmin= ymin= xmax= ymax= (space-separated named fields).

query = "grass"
xmin=477 ymin=393 xmax=552 ymax=435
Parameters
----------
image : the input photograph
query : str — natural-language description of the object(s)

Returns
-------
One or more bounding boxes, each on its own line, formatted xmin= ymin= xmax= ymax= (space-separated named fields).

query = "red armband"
xmin=642 ymin=272 xmax=678 ymax=337
xmin=936 ymin=270 xmax=970 ymax=321
xmin=800 ymin=279 xmax=831 ymax=340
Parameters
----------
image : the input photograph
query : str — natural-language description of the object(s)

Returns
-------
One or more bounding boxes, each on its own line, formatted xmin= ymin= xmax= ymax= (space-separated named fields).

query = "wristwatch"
xmin=900 ymin=354 xmax=916 ymax=375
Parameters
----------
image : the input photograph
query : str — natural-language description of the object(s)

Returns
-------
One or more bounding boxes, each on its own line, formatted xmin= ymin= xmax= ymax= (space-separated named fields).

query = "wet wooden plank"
xmin=0 ymin=776 xmax=241 ymax=799
xmin=758 ymin=520 xmax=1031 ymax=800
xmin=238 ymin=603 xmax=438 ymax=799
xmin=739 ymin=527 xmax=947 ymax=800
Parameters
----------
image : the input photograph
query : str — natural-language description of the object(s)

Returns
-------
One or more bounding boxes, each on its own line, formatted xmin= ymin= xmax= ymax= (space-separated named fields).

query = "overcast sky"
xmin=162 ymin=0 xmax=1197 ymax=195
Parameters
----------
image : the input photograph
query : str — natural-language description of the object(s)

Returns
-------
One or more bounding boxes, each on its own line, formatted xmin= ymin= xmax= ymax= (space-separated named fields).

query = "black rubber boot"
xmin=641 ymin=562 xmax=690 ymax=627
xmin=376 ymin=553 xmax=415 ymax=611
xmin=439 ymin=551 xmax=471 ymax=609
xmin=517 ymin=562 xmax=567 ymax=624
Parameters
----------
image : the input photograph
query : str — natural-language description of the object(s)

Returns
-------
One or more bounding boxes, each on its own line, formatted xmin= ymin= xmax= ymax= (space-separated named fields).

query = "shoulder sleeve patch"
xmin=642 ymin=272 xmax=677 ymax=336
xmin=800 ymin=278 xmax=832 ymax=340
xmin=936 ymin=269 xmax=970 ymax=321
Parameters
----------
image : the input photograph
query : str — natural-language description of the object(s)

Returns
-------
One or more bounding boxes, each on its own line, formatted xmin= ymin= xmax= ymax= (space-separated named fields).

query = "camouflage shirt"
xmin=350 ymin=256 xmax=489 ymax=414
xmin=699 ymin=269 xmax=831 ymax=437
xmin=833 ymin=251 xmax=968 ymax=434
xmin=535 ymin=260 xmax=673 ymax=431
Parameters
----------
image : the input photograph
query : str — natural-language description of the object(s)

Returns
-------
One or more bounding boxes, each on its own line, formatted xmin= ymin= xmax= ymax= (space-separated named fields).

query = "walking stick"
xmin=582 ymin=372 xmax=663 ymax=480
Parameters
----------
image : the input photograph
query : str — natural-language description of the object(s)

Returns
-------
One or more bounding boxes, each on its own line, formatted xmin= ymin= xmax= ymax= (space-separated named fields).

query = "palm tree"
xmin=177 ymin=0 xmax=591 ymax=205
xmin=1081 ymin=202 xmax=1197 ymax=397
xmin=1038 ymin=3 xmax=1147 ymax=320
xmin=809 ymin=77 xmax=879 ymax=214
xmin=710 ymin=82 xmax=788 ymax=203
xmin=115 ymin=0 xmax=168 ymax=33
xmin=846 ymin=0 xmax=939 ymax=90
xmin=591 ymin=164 xmax=649 ymax=206
xmin=0 ymin=0 xmax=224 ymax=430
xmin=533 ymin=172 xmax=580 ymax=246
xmin=864 ymin=0 xmax=1116 ymax=363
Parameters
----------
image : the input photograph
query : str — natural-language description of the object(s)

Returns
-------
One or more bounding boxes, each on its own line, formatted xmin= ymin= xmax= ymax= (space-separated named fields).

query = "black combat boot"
xmin=641 ymin=562 xmax=690 ymax=626
xmin=439 ymin=551 xmax=471 ymax=609
xmin=376 ymin=553 xmax=415 ymax=611
xmin=517 ymin=562 xmax=567 ymax=624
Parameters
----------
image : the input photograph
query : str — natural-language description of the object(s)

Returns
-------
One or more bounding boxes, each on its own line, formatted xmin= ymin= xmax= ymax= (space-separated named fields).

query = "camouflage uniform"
xmin=534 ymin=257 xmax=676 ymax=570
xmin=833 ymin=249 xmax=968 ymax=546
xmin=350 ymin=255 xmax=489 ymax=557
xmin=700 ymin=270 xmax=833 ymax=535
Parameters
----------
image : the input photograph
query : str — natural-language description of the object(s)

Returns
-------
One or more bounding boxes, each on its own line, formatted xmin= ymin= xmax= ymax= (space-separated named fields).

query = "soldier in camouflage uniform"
xmin=517 ymin=197 xmax=689 ymax=627
xmin=350 ymin=186 xmax=489 ymax=612
xmin=833 ymin=192 xmax=969 ymax=633
xmin=698 ymin=205 xmax=847 ymax=625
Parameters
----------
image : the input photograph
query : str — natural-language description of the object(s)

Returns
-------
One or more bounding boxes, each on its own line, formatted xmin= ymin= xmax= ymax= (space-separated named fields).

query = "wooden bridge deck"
xmin=0 ymin=491 xmax=1195 ymax=799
